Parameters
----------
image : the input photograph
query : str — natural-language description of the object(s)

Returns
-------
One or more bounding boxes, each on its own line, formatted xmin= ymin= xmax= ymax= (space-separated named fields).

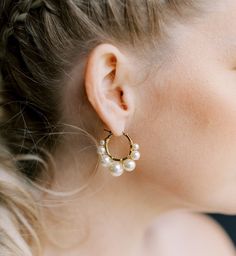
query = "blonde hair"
xmin=0 ymin=0 xmax=202 ymax=255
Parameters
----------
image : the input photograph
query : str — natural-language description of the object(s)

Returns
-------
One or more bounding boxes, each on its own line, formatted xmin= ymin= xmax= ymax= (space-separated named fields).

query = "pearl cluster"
xmin=97 ymin=140 xmax=140 ymax=177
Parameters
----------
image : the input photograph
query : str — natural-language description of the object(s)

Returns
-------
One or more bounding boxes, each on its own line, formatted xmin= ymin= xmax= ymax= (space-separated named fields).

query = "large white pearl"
xmin=100 ymin=155 xmax=112 ymax=167
xmin=109 ymin=162 xmax=124 ymax=177
xmin=97 ymin=146 xmax=106 ymax=155
xmin=123 ymin=159 xmax=136 ymax=172
xmin=130 ymin=150 xmax=140 ymax=160
xmin=132 ymin=143 xmax=139 ymax=151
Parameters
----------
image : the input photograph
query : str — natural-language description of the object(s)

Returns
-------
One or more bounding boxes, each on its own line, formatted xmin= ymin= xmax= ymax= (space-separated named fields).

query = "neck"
xmin=40 ymin=148 xmax=185 ymax=256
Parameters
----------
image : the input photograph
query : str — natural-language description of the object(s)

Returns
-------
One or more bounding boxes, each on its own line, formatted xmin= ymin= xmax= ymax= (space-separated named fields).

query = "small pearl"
xmin=109 ymin=162 xmax=124 ymax=177
xmin=130 ymin=151 xmax=140 ymax=161
xmin=123 ymin=159 xmax=136 ymax=172
xmin=132 ymin=143 xmax=139 ymax=151
xmin=100 ymin=155 xmax=112 ymax=167
xmin=100 ymin=140 xmax=105 ymax=146
xmin=97 ymin=145 xmax=106 ymax=155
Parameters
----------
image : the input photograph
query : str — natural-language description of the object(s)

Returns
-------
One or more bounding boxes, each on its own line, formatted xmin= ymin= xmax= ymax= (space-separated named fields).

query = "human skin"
xmin=41 ymin=1 xmax=236 ymax=255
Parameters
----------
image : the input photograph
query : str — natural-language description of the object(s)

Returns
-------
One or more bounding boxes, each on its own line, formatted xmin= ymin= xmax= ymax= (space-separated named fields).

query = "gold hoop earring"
xmin=97 ymin=129 xmax=140 ymax=176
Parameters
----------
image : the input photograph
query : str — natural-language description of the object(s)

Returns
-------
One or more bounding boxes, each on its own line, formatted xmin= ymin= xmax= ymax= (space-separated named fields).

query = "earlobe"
xmin=84 ymin=44 xmax=134 ymax=136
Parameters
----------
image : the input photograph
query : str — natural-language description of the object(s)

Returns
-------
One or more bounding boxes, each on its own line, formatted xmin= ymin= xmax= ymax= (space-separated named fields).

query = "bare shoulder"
xmin=143 ymin=210 xmax=236 ymax=256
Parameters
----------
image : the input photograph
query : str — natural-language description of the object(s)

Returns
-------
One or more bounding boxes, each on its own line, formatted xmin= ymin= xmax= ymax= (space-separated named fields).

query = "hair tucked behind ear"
xmin=0 ymin=0 xmax=202 ymax=255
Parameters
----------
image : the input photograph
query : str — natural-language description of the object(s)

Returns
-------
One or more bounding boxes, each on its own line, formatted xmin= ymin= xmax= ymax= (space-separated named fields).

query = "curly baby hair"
xmin=0 ymin=0 xmax=204 ymax=255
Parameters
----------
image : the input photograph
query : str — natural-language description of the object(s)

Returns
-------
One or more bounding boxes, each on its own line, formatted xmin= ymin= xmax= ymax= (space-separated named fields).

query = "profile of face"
xmin=64 ymin=0 xmax=236 ymax=216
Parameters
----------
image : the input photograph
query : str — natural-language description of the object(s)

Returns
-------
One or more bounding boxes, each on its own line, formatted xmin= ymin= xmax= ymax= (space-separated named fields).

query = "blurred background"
xmin=210 ymin=214 xmax=236 ymax=246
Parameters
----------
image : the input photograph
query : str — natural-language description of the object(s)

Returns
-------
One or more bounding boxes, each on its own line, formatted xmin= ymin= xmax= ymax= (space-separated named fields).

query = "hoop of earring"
xmin=97 ymin=129 xmax=140 ymax=176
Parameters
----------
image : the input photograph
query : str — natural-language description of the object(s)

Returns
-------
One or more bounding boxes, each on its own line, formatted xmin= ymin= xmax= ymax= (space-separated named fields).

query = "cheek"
xmin=143 ymin=70 xmax=236 ymax=212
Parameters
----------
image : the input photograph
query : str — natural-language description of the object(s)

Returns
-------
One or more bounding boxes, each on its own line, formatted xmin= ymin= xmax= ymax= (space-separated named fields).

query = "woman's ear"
xmin=84 ymin=43 xmax=135 ymax=136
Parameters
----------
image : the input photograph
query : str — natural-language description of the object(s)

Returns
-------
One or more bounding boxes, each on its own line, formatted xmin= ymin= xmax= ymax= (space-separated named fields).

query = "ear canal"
xmin=120 ymin=91 xmax=128 ymax=110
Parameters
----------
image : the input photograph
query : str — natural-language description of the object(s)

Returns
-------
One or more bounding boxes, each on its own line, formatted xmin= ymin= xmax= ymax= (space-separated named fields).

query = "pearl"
xmin=123 ymin=159 xmax=136 ymax=172
xmin=100 ymin=155 xmax=112 ymax=167
xmin=132 ymin=143 xmax=139 ymax=151
xmin=100 ymin=140 xmax=105 ymax=146
xmin=97 ymin=146 xmax=106 ymax=155
xmin=109 ymin=162 xmax=124 ymax=176
xmin=130 ymin=150 xmax=140 ymax=160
